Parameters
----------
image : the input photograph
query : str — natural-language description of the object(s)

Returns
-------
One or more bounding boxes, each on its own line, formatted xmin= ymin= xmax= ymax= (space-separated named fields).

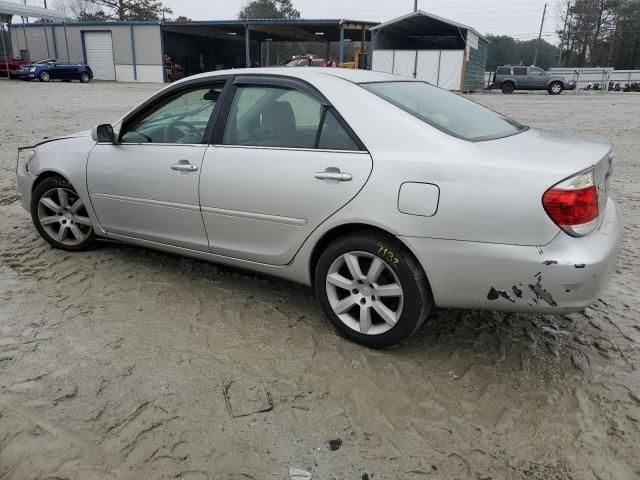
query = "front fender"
xmin=546 ymin=78 xmax=566 ymax=88
xmin=27 ymin=136 xmax=106 ymax=236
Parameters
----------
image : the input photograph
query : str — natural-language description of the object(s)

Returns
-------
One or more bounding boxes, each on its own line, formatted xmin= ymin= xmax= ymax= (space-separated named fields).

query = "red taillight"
xmin=542 ymin=170 xmax=599 ymax=237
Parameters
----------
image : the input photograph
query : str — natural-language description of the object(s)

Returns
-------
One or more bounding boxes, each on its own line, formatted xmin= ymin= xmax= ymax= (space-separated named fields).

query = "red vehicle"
xmin=282 ymin=55 xmax=326 ymax=67
xmin=0 ymin=53 xmax=29 ymax=78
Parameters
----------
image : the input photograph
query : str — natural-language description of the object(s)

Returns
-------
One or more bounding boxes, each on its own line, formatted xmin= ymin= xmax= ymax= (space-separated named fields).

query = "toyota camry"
xmin=16 ymin=68 xmax=621 ymax=348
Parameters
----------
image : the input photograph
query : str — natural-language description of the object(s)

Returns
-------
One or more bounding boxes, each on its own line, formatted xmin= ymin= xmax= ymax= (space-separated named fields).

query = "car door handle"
xmin=315 ymin=170 xmax=352 ymax=181
xmin=170 ymin=163 xmax=198 ymax=172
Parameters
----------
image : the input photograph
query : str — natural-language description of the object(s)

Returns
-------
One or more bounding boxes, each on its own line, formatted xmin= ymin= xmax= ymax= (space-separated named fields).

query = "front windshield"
xmin=36 ymin=59 xmax=55 ymax=64
xmin=361 ymin=81 xmax=527 ymax=142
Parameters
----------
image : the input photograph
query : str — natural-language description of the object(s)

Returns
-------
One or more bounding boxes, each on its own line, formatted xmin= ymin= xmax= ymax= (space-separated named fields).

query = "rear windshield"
xmin=361 ymin=81 xmax=527 ymax=141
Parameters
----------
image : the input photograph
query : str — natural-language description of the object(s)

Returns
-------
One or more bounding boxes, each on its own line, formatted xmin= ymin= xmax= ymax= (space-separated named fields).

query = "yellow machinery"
xmin=342 ymin=49 xmax=369 ymax=69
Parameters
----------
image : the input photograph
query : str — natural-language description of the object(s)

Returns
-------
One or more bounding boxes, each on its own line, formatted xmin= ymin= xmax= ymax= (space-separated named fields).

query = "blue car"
xmin=16 ymin=58 xmax=93 ymax=83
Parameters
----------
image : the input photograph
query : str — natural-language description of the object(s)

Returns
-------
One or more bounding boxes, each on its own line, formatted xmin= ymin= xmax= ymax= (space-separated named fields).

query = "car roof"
xmin=179 ymin=67 xmax=407 ymax=86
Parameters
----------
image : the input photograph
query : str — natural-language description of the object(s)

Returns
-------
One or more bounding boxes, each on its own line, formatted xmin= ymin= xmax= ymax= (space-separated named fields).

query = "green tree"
xmin=55 ymin=0 xmax=172 ymax=21
xmin=558 ymin=0 xmax=640 ymax=68
xmin=238 ymin=0 xmax=300 ymax=20
xmin=486 ymin=35 xmax=560 ymax=70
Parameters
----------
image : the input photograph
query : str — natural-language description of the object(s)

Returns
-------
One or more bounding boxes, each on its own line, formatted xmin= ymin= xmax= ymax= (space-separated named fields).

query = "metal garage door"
xmin=84 ymin=31 xmax=115 ymax=80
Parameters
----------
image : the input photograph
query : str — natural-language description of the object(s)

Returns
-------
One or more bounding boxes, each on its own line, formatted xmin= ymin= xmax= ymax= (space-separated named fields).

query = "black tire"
xmin=31 ymin=176 xmax=96 ymax=251
xmin=39 ymin=70 xmax=50 ymax=82
xmin=548 ymin=81 xmax=563 ymax=95
xmin=314 ymin=231 xmax=433 ymax=348
xmin=501 ymin=82 xmax=515 ymax=94
xmin=80 ymin=72 xmax=90 ymax=83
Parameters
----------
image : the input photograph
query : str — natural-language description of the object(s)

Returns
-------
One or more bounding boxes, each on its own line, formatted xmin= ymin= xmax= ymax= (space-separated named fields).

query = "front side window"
xmin=222 ymin=85 xmax=359 ymax=150
xmin=529 ymin=67 xmax=545 ymax=76
xmin=121 ymin=83 xmax=224 ymax=144
xmin=362 ymin=81 xmax=526 ymax=142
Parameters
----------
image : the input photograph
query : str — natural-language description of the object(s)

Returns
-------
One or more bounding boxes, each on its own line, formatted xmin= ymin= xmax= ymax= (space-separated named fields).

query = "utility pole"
xmin=414 ymin=0 xmax=418 ymax=12
xmin=532 ymin=2 xmax=547 ymax=66
xmin=557 ymin=1 xmax=570 ymax=67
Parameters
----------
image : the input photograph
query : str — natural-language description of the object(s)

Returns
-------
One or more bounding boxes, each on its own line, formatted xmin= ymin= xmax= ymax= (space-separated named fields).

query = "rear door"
xmin=513 ymin=66 xmax=528 ymax=88
xmin=199 ymin=75 xmax=373 ymax=265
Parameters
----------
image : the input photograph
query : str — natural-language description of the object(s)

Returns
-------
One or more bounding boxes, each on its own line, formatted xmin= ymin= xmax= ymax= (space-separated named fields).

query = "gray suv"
xmin=493 ymin=65 xmax=571 ymax=95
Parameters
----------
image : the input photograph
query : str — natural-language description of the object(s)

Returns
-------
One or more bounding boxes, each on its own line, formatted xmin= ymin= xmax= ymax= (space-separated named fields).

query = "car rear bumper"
xmin=400 ymin=197 xmax=621 ymax=313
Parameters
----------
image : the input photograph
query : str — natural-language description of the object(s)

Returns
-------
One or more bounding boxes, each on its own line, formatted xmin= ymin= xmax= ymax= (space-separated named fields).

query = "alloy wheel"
xmin=37 ymin=188 xmax=93 ymax=245
xmin=325 ymin=251 xmax=404 ymax=335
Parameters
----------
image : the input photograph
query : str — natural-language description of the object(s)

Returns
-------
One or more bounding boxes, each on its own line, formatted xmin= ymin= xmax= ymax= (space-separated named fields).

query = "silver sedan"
xmin=16 ymin=68 xmax=621 ymax=348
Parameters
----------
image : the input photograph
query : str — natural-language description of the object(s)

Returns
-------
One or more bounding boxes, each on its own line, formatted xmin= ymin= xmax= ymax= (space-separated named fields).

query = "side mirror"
xmin=91 ymin=124 xmax=115 ymax=143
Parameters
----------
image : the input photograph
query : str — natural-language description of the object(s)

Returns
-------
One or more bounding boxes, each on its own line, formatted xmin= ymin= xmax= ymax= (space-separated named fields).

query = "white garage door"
xmin=84 ymin=31 xmax=115 ymax=80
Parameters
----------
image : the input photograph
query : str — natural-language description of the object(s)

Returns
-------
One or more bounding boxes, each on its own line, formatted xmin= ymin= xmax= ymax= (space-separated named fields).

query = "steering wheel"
xmin=162 ymin=120 xmax=201 ymax=143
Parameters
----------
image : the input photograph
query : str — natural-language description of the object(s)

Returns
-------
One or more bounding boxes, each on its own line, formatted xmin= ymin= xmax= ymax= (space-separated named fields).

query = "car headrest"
xmin=261 ymin=101 xmax=296 ymax=137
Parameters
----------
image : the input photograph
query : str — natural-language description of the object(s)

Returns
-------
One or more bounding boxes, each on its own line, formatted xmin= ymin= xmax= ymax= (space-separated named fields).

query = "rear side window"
xmin=513 ymin=67 xmax=527 ymax=76
xmin=362 ymin=81 xmax=526 ymax=142
xmin=496 ymin=67 xmax=511 ymax=75
xmin=222 ymin=85 xmax=359 ymax=150
xmin=318 ymin=110 xmax=359 ymax=151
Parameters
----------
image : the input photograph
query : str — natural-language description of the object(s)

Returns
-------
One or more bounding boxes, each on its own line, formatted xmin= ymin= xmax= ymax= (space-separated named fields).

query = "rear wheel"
xmin=80 ymin=72 xmax=90 ymax=83
xmin=39 ymin=71 xmax=50 ymax=82
xmin=501 ymin=81 xmax=515 ymax=94
xmin=31 ymin=176 xmax=96 ymax=251
xmin=315 ymin=232 xmax=432 ymax=348
xmin=549 ymin=81 xmax=563 ymax=95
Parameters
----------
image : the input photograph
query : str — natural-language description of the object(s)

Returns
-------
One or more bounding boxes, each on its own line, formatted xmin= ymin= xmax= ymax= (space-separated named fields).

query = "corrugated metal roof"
xmin=13 ymin=18 xmax=378 ymax=28
xmin=0 ymin=0 xmax=66 ymax=20
xmin=370 ymin=10 xmax=486 ymax=42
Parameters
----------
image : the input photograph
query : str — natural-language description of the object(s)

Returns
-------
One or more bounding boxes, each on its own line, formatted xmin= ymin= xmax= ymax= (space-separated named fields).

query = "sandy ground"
xmin=0 ymin=80 xmax=639 ymax=480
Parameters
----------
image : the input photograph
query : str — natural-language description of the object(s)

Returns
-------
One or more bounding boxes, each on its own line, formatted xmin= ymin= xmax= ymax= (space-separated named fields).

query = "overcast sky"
xmin=19 ymin=0 xmax=563 ymax=43
xmin=161 ymin=0 xmax=563 ymax=42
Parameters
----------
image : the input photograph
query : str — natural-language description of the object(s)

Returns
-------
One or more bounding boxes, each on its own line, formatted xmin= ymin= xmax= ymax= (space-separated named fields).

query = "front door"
xmin=200 ymin=78 xmax=373 ymax=265
xmin=50 ymin=60 xmax=71 ymax=80
xmin=87 ymin=80 xmax=228 ymax=251
xmin=528 ymin=67 xmax=547 ymax=89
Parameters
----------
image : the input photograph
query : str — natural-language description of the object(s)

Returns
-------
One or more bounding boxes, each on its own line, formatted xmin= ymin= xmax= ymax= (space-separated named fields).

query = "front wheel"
xmin=315 ymin=232 xmax=432 ymax=348
xmin=31 ymin=176 xmax=96 ymax=251
xmin=549 ymin=81 xmax=563 ymax=95
xmin=39 ymin=71 xmax=50 ymax=82
xmin=80 ymin=72 xmax=90 ymax=83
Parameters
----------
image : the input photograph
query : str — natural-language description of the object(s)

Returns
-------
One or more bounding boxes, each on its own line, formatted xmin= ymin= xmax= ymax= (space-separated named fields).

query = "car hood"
xmin=24 ymin=130 xmax=92 ymax=149
xmin=475 ymin=127 xmax=611 ymax=176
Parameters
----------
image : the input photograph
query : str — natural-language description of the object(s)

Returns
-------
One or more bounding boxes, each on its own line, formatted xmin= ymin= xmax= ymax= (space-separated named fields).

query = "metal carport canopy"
xmin=0 ymin=0 xmax=67 ymax=20
xmin=162 ymin=19 xmax=378 ymax=43
xmin=370 ymin=10 xmax=485 ymax=50
xmin=161 ymin=18 xmax=378 ymax=67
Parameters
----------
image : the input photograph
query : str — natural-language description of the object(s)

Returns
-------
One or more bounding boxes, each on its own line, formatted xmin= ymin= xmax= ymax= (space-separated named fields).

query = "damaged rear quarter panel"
xmin=399 ymin=198 xmax=620 ymax=313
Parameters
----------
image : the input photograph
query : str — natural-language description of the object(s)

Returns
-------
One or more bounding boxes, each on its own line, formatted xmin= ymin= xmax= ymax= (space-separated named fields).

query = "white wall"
xmin=372 ymin=49 xmax=464 ymax=90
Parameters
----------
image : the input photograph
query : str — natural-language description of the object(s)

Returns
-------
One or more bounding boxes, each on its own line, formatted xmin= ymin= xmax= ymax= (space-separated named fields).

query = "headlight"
xmin=29 ymin=67 xmax=36 ymax=72
xmin=17 ymin=148 xmax=36 ymax=173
